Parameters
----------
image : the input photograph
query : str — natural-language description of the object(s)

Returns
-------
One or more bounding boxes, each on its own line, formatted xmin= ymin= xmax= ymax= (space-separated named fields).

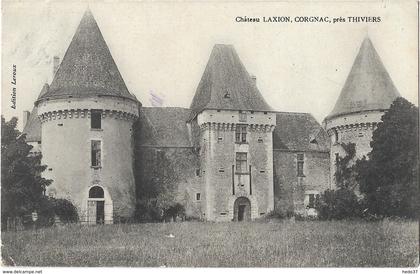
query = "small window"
xmin=58 ymin=123 xmax=63 ymax=127
xmin=260 ymin=170 xmax=265 ymax=173
xmin=91 ymin=140 xmax=101 ymax=167
xmin=239 ymin=111 xmax=247 ymax=122
xmin=358 ymin=132 xmax=364 ymax=137
xmin=219 ymin=168 xmax=225 ymax=173
xmin=236 ymin=152 xmax=247 ymax=173
xmin=37 ymin=141 xmax=41 ymax=144
xmin=91 ymin=110 xmax=102 ymax=129
xmin=196 ymin=193 xmax=201 ymax=201
xmin=307 ymin=194 xmax=320 ymax=209
xmin=258 ymin=137 xmax=263 ymax=143
xmin=235 ymin=125 xmax=247 ymax=143
xmin=218 ymin=137 xmax=223 ymax=142
xmin=220 ymin=212 xmax=227 ymax=216
xmin=196 ymin=169 xmax=200 ymax=176
xmin=297 ymin=153 xmax=304 ymax=177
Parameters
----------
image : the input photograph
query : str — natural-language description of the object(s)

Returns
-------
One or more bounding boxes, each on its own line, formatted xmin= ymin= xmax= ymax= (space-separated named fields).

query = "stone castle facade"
xmin=22 ymin=10 xmax=400 ymax=223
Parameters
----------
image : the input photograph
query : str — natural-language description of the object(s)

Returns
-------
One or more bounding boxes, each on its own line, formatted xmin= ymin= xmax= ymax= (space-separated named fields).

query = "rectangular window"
xmin=196 ymin=193 xmax=201 ymax=201
xmin=91 ymin=110 xmax=102 ymax=129
xmin=307 ymin=194 xmax=320 ymax=209
xmin=196 ymin=169 xmax=200 ymax=176
xmin=297 ymin=153 xmax=304 ymax=177
xmin=235 ymin=125 xmax=247 ymax=143
xmin=308 ymin=194 xmax=315 ymax=208
xmin=91 ymin=140 xmax=101 ymax=167
xmin=239 ymin=111 xmax=247 ymax=122
xmin=236 ymin=152 xmax=247 ymax=173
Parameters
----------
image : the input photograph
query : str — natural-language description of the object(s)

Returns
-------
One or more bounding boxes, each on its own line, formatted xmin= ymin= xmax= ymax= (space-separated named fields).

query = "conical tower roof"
xmin=189 ymin=44 xmax=272 ymax=119
xmin=37 ymin=9 xmax=137 ymax=103
xmin=326 ymin=37 xmax=400 ymax=119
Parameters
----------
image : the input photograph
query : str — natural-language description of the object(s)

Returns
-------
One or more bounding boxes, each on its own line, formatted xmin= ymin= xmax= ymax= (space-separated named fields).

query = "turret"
xmin=324 ymin=37 xmax=400 ymax=185
xmin=35 ymin=9 xmax=140 ymax=224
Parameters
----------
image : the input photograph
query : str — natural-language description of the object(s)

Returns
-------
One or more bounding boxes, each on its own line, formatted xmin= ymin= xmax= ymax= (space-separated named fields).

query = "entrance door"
xmin=96 ymin=201 xmax=105 ymax=224
xmin=238 ymin=205 xmax=246 ymax=221
xmin=88 ymin=186 xmax=105 ymax=225
xmin=233 ymin=197 xmax=251 ymax=221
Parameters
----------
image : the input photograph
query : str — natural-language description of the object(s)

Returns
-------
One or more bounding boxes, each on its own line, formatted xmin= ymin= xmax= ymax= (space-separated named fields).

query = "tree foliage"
xmin=316 ymin=188 xmax=361 ymax=220
xmin=133 ymin=119 xmax=182 ymax=221
xmin=355 ymin=97 xmax=419 ymax=218
xmin=1 ymin=116 xmax=52 ymax=227
xmin=334 ymin=142 xmax=357 ymax=190
xmin=316 ymin=142 xmax=361 ymax=220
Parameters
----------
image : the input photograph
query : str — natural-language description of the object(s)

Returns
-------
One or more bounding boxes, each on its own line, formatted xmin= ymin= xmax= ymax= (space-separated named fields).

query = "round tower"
xmin=36 ymin=9 xmax=140 ymax=224
xmin=324 ymin=37 xmax=400 ymax=184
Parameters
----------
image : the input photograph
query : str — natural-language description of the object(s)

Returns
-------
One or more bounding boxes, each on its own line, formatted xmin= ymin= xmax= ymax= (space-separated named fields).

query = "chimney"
xmin=251 ymin=75 xmax=257 ymax=86
xmin=22 ymin=111 xmax=30 ymax=129
xmin=53 ymin=56 xmax=60 ymax=77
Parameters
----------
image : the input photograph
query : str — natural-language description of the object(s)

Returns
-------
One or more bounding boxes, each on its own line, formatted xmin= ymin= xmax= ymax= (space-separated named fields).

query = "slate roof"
xmin=22 ymin=107 xmax=41 ymax=142
xmin=189 ymin=44 xmax=272 ymax=120
xmin=273 ymin=112 xmax=330 ymax=152
xmin=136 ymin=107 xmax=193 ymax=147
xmin=326 ymin=37 xmax=400 ymax=119
xmin=36 ymin=9 xmax=137 ymax=103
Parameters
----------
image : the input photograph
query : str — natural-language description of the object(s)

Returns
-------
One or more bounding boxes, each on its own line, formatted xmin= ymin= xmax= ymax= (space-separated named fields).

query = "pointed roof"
xmin=326 ymin=37 xmax=400 ymax=119
xmin=22 ymin=107 xmax=41 ymax=142
xmin=36 ymin=9 xmax=137 ymax=103
xmin=189 ymin=44 xmax=272 ymax=119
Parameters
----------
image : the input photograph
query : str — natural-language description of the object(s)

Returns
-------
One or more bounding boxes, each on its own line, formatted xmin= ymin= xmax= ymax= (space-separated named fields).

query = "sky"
xmin=2 ymin=0 xmax=418 ymax=130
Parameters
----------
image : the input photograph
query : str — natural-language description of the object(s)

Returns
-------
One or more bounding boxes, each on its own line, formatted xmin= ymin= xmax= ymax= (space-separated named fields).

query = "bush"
xmin=52 ymin=198 xmax=78 ymax=223
xmin=134 ymin=200 xmax=163 ymax=222
xmin=316 ymin=188 xmax=361 ymax=220
xmin=163 ymin=203 xmax=185 ymax=222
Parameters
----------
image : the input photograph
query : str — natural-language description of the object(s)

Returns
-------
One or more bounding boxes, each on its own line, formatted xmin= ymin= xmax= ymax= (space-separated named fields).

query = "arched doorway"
xmin=88 ymin=186 xmax=105 ymax=224
xmin=233 ymin=197 xmax=251 ymax=221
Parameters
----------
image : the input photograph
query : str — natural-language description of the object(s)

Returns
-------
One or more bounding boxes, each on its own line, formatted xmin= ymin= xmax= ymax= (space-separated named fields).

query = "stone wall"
xmin=325 ymin=110 xmax=384 ymax=185
xmin=273 ymin=150 xmax=330 ymax=216
xmin=135 ymin=146 xmax=203 ymax=219
xmin=38 ymin=96 xmax=138 ymax=222
xmin=197 ymin=109 xmax=276 ymax=221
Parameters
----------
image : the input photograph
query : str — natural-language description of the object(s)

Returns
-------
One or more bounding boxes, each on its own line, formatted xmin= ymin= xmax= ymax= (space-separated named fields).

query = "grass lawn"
xmin=1 ymin=219 xmax=418 ymax=267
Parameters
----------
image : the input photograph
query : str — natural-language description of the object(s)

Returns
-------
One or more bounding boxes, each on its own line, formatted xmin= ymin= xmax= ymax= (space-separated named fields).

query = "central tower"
xmin=189 ymin=45 xmax=276 ymax=221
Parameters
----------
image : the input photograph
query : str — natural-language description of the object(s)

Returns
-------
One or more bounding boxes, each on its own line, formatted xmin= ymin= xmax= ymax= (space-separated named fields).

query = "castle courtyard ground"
xmin=1 ymin=220 xmax=418 ymax=267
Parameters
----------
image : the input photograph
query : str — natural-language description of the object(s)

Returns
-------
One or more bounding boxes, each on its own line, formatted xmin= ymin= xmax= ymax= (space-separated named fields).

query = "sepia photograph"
xmin=1 ymin=0 xmax=418 ymax=269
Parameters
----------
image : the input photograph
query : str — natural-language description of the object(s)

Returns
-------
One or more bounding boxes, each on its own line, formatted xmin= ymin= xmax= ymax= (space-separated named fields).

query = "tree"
xmin=1 ymin=116 xmax=52 ymax=228
xmin=132 ymin=118 xmax=180 ymax=221
xmin=334 ymin=142 xmax=357 ymax=190
xmin=316 ymin=142 xmax=361 ymax=219
xmin=355 ymin=97 xmax=419 ymax=218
